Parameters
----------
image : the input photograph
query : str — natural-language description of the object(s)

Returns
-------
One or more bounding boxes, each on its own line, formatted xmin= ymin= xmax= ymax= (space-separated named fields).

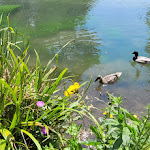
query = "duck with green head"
xmin=131 ymin=51 xmax=150 ymax=63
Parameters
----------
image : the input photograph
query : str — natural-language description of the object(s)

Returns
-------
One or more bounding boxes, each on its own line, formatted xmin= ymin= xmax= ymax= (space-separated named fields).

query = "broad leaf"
xmin=122 ymin=127 xmax=130 ymax=146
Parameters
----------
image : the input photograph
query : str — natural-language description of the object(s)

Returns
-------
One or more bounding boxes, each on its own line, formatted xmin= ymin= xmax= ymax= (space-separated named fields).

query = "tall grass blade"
xmin=7 ymin=46 xmax=19 ymax=67
xmin=44 ymin=39 xmax=74 ymax=72
xmin=48 ymin=68 xmax=68 ymax=95
xmin=35 ymin=50 xmax=42 ymax=92
xmin=0 ymin=79 xmax=17 ymax=103
xmin=0 ymin=14 xmax=3 ymax=25
xmin=20 ymin=129 xmax=42 ymax=150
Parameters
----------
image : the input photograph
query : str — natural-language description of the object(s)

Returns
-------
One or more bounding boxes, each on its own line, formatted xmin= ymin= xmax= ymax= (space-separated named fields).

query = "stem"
xmin=21 ymin=131 xmax=29 ymax=149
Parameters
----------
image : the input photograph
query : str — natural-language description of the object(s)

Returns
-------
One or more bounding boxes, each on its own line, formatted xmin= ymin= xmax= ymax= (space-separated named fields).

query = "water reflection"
xmin=146 ymin=10 xmax=150 ymax=54
xmin=5 ymin=0 xmax=95 ymax=37
xmin=0 ymin=0 xmax=101 ymax=76
xmin=31 ymin=29 xmax=101 ymax=76
xmin=129 ymin=61 xmax=140 ymax=80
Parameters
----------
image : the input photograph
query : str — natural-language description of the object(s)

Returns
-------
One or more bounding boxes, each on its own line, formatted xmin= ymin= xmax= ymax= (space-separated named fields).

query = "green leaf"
xmin=101 ymin=119 xmax=120 ymax=126
xmin=35 ymin=50 xmax=42 ymax=92
xmin=0 ymin=79 xmax=17 ymax=103
xmin=122 ymin=127 xmax=130 ymax=146
xmin=66 ymin=123 xmax=81 ymax=136
xmin=0 ymin=129 xmax=15 ymax=149
xmin=113 ymin=134 xmax=122 ymax=149
xmin=0 ymin=139 xmax=6 ymax=150
xmin=107 ymin=127 xmax=120 ymax=135
xmin=48 ymin=68 xmax=68 ymax=95
xmin=43 ymin=66 xmax=57 ymax=81
xmin=7 ymin=46 xmax=19 ymax=67
xmin=83 ymin=76 xmax=92 ymax=94
xmin=90 ymin=125 xmax=102 ymax=140
xmin=20 ymin=129 xmax=42 ymax=150
xmin=82 ymin=140 xmax=102 ymax=146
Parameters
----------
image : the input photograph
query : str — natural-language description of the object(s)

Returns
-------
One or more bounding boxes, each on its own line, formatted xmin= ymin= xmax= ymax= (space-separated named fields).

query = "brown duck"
xmin=95 ymin=72 xmax=122 ymax=84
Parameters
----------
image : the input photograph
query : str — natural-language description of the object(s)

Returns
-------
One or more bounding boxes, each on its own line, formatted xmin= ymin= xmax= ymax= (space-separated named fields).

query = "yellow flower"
xmin=110 ymin=114 xmax=113 ymax=119
xmin=133 ymin=115 xmax=137 ymax=118
xmin=64 ymin=90 xmax=70 ymax=97
xmin=74 ymin=82 xmax=80 ymax=91
xmin=64 ymin=82 xmax=80 ymax=97
xmin=64 ymin=87 xmax=74 ymax=97
xmin=103 ymin=111 xmax=107 ymax=115
xmin=103 ymin=111 xmax=113 ymax=119
xmin=68 ymin=85 xmax=76 ymax=93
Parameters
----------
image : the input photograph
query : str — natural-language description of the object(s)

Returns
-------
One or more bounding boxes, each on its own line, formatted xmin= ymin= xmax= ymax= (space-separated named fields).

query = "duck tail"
xmin=116 ymin=72 xmax=122 ymax=77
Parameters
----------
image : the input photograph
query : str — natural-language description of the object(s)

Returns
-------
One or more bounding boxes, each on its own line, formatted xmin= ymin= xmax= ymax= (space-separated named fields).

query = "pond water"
xmin=1 ymin=0 xmax=150 ymax=115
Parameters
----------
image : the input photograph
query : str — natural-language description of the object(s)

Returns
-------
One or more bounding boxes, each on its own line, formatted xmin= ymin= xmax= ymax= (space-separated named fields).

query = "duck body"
xmin=132 ymin=51 xmax=150 ymax=63
xmin=95 ymin=72 xmax=122 ymax=84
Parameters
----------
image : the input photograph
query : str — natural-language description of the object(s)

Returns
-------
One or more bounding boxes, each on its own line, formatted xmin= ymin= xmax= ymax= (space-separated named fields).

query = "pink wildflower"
xmin=36 ymin=101 xmax=45 ymax=107
xmin=41 ymin=127 xmax=47 ymax=135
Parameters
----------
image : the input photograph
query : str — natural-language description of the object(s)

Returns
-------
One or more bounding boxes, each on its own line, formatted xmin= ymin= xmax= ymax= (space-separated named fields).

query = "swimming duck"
xmin=95 ymin=72 xmax=122 ymax=84
xmin=131 ymin=51 xmax=150 ymax=63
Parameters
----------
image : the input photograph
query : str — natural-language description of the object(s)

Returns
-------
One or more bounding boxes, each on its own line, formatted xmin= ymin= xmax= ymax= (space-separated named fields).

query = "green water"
xmin=0 ymin=0 xmax=150 ymax=115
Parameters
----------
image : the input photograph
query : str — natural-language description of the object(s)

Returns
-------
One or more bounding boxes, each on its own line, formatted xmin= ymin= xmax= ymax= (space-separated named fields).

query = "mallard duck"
xmin=95 ymin=72 xmax=122 ymax=84
xmin=131 ymin=51 xmax=150 ymax=63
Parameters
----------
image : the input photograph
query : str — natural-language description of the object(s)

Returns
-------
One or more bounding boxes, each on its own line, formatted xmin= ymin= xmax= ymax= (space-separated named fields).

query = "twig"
xmin=21 ymin=130 xmax=29 ymax=149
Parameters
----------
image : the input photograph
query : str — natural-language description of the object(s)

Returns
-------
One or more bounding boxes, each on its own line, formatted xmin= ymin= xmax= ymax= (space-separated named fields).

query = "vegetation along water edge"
xmin=0 ymin=15 xmax=150 ymax=150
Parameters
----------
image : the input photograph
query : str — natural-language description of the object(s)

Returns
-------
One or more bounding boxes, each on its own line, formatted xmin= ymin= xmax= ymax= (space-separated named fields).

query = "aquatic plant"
xmin=0 ymin=5 xmax=20 ymax=14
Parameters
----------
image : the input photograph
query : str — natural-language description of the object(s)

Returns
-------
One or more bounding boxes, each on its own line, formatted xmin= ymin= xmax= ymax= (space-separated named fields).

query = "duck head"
xmin=132 ymin=51 xmax=138 ymax=57
xmin=131 ymin=51 xmax=138 ymax=61
xmin=95 ymin=75 xmax=103 ymax=83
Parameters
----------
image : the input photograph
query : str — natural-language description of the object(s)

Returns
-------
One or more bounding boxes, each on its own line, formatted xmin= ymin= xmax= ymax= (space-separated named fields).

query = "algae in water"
xmin=0 ymin=5 xmax=20 ymax=14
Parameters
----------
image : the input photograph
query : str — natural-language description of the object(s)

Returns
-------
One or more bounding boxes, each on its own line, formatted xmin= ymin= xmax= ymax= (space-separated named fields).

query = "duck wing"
xmin=102 ymin=72 xmax=122 ymax=84
xmin=136 ymin=56 xmax=150 ymax=63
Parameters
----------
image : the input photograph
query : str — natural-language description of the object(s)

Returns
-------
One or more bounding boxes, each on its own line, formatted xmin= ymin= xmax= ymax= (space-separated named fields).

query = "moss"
xmin=0 ymin=5 xmax=20 ymax=14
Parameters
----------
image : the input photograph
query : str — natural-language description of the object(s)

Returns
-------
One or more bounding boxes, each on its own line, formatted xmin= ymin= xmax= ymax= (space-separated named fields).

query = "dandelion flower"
xmin=133 ymin=115 xmax=137 ymax=118
xmin=36 ymin=101 xmax=45 ymax=107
